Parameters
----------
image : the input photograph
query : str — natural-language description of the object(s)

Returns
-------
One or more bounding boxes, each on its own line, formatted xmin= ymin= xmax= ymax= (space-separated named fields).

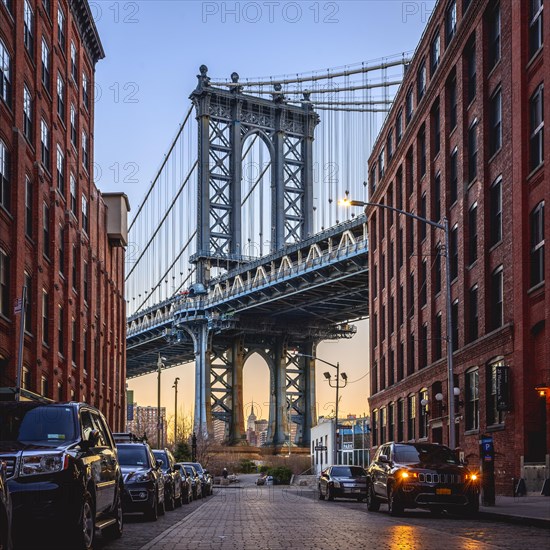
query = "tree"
xmin=174 ymin=441 xmax=192 ymax=462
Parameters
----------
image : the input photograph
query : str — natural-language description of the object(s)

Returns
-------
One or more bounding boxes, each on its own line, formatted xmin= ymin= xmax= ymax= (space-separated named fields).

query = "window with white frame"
xmin=70 ymin=104 xmax=77 ymax=148
xmin=0 ymin=39 xmax=11 ymax=105
xmin=489 ymin=176 xmax=502 ymax=246
xmin=42 ymin=289 xmax=49 ymax=345
xmin=70 ymin=173 xmax=77 ymax=213
xmin=529 ymin=0 xmax=544 ymax=58
xmin=57 ymin=6 xmax=65 ymax=51
xmin=25 ymin=176 xmax=32 ymax=237
xmin=417 ymin=59 xmax=426 ymax=101
xmin=446 ymin=0 xmax=457 ymax=45
xmin=42 ymin=202 xmax=50 ymax=257
xmin=489 ymin=88 xmax=502 ymax=156
xmin=431 ymin=29 xmax=440 ymax=74
xmin=488 ymin=3 xmax=501 ymax=69
xmin=24 ymin=0 xmax=34 ymax=54
xmin=465 ymin=367 xmax=479 ymax=431
xmin=82 ymin=194 xmax=88 ymax=234
xmin=419 ymin=388 xmax=428 ymax=438
xmin=0 ymin=139 xmax=9 ymax=211
xmin=0 ymin=249 xmax=9 ymax=318
xmin=40 ymin=119 xmax=50 ymax=171
xmin=530 ymin=201 xmax=545 ymax=287
xmin=56 ymin=145 xmax=64 ymax=195
xmin=57 ymin=73 xmax=65 ymax=123
xmin=82 ymin=72 xmax=89 ymax=109
xmin=23 ymin=85 xmax=32 ymax=141
xmin=70 ymin=41 xmax=77 ymax=83
xmin=407 ymin=394 xmax=416 ymax=440
xmin=490 ymin=266 xmax=504 ymax=329
xmin=487 ymin=359 xmax=505 ymax=426
xmin=82 ymin=130 xmax=88 ymax=171
xmin=530 ymin=84 xmax=544 ymax=171
xmin=41 ymin=37 xmax=50 ymax=90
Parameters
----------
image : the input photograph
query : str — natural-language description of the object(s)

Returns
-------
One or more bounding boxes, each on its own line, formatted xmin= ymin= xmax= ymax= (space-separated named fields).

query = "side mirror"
xmin=82 ymin=429 xmax=100 ymax=450
xmin=156 ymin=460 xmax=163 ymax=469
xmin=379 ymin=453 xmax=389 ymax=463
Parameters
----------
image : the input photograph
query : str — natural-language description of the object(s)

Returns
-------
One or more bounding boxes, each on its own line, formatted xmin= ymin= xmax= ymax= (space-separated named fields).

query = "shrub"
xmin=267 ymin=466 xmax=292 ymax=485
xmin=238 ymin=458 xmax=257 ymax=473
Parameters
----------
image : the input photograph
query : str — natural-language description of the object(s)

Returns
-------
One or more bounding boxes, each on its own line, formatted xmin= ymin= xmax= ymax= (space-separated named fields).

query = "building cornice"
xmin=69 ymin=0 xmax=105 ymax=65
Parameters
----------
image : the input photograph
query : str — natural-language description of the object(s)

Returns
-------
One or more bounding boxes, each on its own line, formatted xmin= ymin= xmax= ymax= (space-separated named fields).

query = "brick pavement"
xmin=138 ymin=486 xmax=547 ymax=550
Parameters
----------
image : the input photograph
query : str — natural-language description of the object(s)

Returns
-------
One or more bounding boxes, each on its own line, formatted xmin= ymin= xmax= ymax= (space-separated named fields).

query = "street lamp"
xmin=295 ymin=352 xmax=347 ymax=464
xmin=173 ymin=377 xmax=180 ymax=446
xmin=157 ymin=354 xmax=167 ymax=449
xmin=340 ymin=197 xmax=457 ymax=449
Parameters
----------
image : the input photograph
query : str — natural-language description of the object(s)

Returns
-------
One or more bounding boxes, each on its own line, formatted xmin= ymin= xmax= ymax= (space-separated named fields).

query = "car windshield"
xmin=331 ymin=466 xmax=366 ymax=478
xmin=394 ymin=444 xmax=460 ymax=465
xmin=118 ymin=446 xmax=149 ymax=467
xmin=184 ymin=466 xmax=194 ymax=476
xmin=191 ymin=462 xmax=203 ymax=474
xmin=153 ymin=451 xmax=169 ymax=470
xmin=0 ymin=404 xmax=76 ymax=445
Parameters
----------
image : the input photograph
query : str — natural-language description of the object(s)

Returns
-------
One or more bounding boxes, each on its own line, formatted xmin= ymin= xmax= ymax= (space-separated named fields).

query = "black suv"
xmin=318 ymin=465 xmax=367 ymax=501
xmin=366 ymin=442 xmax=480 ymax=516
xmin=153 ymin=448 xmax=183 ymax=510
xmin=0 ymin=460 xmax=12 ymax=550
xmin=181 ymin=461 xmax=213 ymax=496
xmin=0 ymin=401 xmax=124 ymax=549
xmin=116 ymin=440 xmax=165 ymax=520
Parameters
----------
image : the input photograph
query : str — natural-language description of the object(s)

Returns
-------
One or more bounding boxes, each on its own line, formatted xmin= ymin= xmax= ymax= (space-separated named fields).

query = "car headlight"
xmin=129 ymin=471 xmax=153 ymax=483
xmin=20 ymin=453 xmax=67 ymax=476
xmin=332 ymin=480 xmax=341 ymax=488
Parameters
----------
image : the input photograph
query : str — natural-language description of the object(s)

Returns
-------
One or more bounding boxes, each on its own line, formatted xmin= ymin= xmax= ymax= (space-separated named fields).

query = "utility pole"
xmin=157 ymin=353 xmax=165 ymax=449
xmin=15 ymin=285 xmax=27 ymax=401
xmin=173 ymin=377 xmax=180 ymax=446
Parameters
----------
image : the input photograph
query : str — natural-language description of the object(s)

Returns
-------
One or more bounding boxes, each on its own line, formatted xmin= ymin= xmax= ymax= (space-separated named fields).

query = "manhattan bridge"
xmin=125 ymin=55 xmax=410 ymax=447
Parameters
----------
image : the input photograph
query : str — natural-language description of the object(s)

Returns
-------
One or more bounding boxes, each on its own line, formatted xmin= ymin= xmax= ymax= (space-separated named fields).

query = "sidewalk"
xmin=479 ymin=495 xmax=550 ymax=528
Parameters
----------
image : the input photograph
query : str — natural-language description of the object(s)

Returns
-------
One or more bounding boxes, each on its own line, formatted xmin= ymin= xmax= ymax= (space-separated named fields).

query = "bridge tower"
xmin=189 ymin=66 xmax=319 ymax=443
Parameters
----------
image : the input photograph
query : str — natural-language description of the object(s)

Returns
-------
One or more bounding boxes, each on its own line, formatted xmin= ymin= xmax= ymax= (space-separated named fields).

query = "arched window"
xmin=0 ymin=39 xmax=11 ymax=105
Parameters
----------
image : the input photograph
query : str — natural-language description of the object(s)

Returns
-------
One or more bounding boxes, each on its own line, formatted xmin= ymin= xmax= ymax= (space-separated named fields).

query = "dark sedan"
xmin=153 ymin=449 xmax=183 ymax=510
xmin=181 ymin=461 xmax=213 ymax=496
xmin=117 ymin=442 xmax=165 ymax=521
xmin=318 ymin=465 xmax=368 ymax=501
xmin=366 ymin=442 xmax=480 ymax=516
xmin=177 ymin=463 xmax=202 ymax=500
xmin=173 ymin=463 xmax=193 ymax=504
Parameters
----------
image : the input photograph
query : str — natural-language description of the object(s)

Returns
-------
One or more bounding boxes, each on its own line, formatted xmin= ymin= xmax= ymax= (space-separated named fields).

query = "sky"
xmin=91 ymin=0 xmax=433 ymax=427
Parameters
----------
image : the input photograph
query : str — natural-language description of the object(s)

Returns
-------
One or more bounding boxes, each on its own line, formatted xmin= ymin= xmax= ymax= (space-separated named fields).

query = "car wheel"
xmin=366 ymin=482 xmax=380 ymax=512
xmin=71 ymin=490 xmax=95 ymax=550
xmin=166 ymin=488 xmax=175 ymax=511
xmin=158 ymin=496 xmax=166 ymax=515
xmin=327 ymin=485 xmax=334 ymax=501
xmin=388 ymin=485 xmax=404 ymax=516
xmin=318 ymin=484 xmax=325 ymax=500
xmin=182 ymin=486 xmax=190 ymax=504
xmin=145 ymin=496 xmax=158 ymax=522
xmin=459 ymin=496 xmax=479 ymax=517
xmin=175 ymin=489 xmax=183 ymax=508
xmin=103 ymin=485 xmax=124 ymax=539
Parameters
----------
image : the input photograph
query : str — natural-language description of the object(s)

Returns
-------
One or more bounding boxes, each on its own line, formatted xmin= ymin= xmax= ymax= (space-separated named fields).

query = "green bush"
xmin=258 ymin=465 xmax=269 ymax=473
xmin=238 ymin=458 xmax=257 ymax=473
xmin=268 ymin=466 xmax=292 ymax=485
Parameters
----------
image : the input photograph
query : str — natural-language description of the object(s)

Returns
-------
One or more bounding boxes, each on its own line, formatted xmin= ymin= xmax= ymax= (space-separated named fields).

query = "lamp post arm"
xmin=351 ymin=200 xmax=445 ymax=231
xmin=296 ymin=353 xmax=338 ymax=370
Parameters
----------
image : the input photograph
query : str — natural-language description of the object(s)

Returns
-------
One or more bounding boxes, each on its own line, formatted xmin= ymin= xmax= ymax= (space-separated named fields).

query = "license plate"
xmin=352 ymin=488 xmax=362 ymax=493
xmin=436 ymin=488 xmax=451 ymax=495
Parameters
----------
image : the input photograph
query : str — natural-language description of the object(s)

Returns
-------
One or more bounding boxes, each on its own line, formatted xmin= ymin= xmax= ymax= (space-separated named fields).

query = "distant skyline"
xmin=92 ymin=1 xmax=433 ymax=423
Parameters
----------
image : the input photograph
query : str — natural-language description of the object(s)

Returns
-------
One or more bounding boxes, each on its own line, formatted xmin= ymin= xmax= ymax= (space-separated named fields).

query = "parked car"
xmin=365 ymin=442 xmax=480 ymax=516
xmin=318 ymin=465 xmax=367 ymax=501
xmin=181 ymin=461 xmax=213 ymax=496
xmin=0 ymin=401 xmax=123 ymax=549
xmin=0 ymin=460 xmax=13 ymax=550
xmin=153 ymin=449 xmax=183 ymax=510
xmin=178 ymin=463 xmax=202 ymax=499
xmin=173 ymin=463 xmax=194 ymax=504
xmin=117 ymin=439 xmax=165 ymax=521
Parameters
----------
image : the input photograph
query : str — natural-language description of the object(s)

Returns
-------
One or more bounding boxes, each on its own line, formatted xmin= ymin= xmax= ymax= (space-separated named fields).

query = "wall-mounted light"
xmin=535 ymin=384 xmax=549 ymax=397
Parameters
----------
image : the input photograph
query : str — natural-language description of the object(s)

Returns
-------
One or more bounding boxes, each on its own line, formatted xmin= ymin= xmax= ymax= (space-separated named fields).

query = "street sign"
xmin=314 ymin=445 xmax=327 ymax=451
xmin=496 ymin=366 xmax=511 ymax=411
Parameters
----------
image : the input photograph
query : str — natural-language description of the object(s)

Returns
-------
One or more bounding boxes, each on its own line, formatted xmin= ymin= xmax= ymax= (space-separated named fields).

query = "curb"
xmin=478 ymin=510 xmax=550 ymax=530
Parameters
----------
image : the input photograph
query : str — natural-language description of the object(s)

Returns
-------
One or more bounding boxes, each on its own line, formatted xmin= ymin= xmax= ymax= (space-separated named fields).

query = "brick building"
xmin=366 ymin=0 xmax=548 ymax=494
xmin=127 ymin=404 xmax=168 ymax=447
xmin=0 ymin=0 xmax=129 ymax=430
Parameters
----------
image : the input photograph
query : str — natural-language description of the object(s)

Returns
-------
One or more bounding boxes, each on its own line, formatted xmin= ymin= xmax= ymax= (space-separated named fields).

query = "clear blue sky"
xmin=91 ymin=0 xmax=434 ymax=420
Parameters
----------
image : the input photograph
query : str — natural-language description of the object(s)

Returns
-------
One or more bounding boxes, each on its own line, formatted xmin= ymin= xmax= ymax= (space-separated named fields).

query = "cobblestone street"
xmin=110 ymin=486 xmax=549 ymax=550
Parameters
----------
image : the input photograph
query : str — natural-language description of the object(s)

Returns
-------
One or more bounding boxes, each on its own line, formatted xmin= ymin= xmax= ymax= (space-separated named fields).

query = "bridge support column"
xmin=295 ymin=341 xmax=317 ymax=446
xmin=267 ymin=338 xmax=288 ymax=446
xmin=192 ymin=322 xmax=212 ymax=437
xmin=229 ymin=337 xmax=245 ymax=444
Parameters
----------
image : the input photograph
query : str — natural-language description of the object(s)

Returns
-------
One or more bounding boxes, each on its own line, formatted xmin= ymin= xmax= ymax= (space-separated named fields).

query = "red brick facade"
xmin=367 ymin=0 xmax=548 ymax=494
xmin=0 ymin=0 xmax=127 ymax=430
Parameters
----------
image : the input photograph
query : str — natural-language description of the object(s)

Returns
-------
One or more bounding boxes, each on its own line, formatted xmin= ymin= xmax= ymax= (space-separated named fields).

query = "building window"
xmin=489 ymin=88 xmax=502 ymax=156
xmin=405 ymin=87 xmax=413 ymax=124
xmin=432 ymin=172 xmax=441 ymax=222
xmin=23 ymin=85 xmax=33 ymax=141
xmin=42 ymin=203 xmax=50 ymax=258
xmin=22 ymin=367 xmax=30 ymax=390
xmin=487 ymin=359 xmax=505 ymax=425
xmin=434 ymin=312 xmax=442 ymax=360
xmin=446 ymin=0 xmax=457 ymax=45
xmin=529 ymin=0 xmax=544 ymax=58
xmin=406 ymin=148 xmax=414 ymax=197
xmin=83 ymin=261 xmax=89 ymax=303
xmin=432 ymin=100 xmax=440 ymax=156
xmin=41 ymin=37 xmax=50 ymax=91
xmin=398 ymin=284 xmax=404 ymax=326
xmin=82 ymin=131 xmax=89 ymax=171
xmin=420 ymin=323 xmax=428 ymax=369
xmin=42 ymin=0 xmax=51 ymax=16
xmin=389 ymin=241 xmax=394 ymax=280
xmin=57 ymin=382 xmax=63 ymax=401
xmin=408 ymin=332 xmax=415 ymax=375
xmin=388 ymin=403 xmax=395 ymax=442
xmin=71 ymin=318 xmax=77 ymax=363
xmin=417 ymin=59 xmax=426 ymax=102
xmin=372 ymin=409 xmax=378 ymax=447
xmin=488 ymin=3 xmax=501 ymax=69
xmin=530 ymin=85 xmax=544 ymax=171
xmin=396 ymin=109 xmax=403 ymax=145
xmin=420 ymin=193 xmax=427 ymax=240
xmin=397 ymin=226 xmax=403 ymax=268
xmin=378 ymin=149 xmax=385 ymax=180
xmin=42 ymin=290 xmax=49 ymax=345
xmin=408 ymin=271 xmax=415 ymax=317
xmin=419 ymin=128 xmax=426 ymax=178
xmin=70 ymin=41 xmax=77 ymax=83
xmin=467 ymin=38 xmax=476 ymax=103
xmin=389 ymin=294 xmax=394 ymax=334
xmin=419 ymin=388 xmax=428 ymax=439
xmin=450 ymin=224 xmax=458 ymax=280
xmin=468 ymin=202 xmax=477 ymax=265
xmin=24 ymin=0 xmax=34 ymax=55
xmin=465 ymin=368 xmax=479 ymax=431
xmin=468 ymin=121 xmax=478 ymax=182
xmin=0 ymin=39 xmax=11 ymax=106
xmin=489 ymin=176 xmax=502 ymax=246
xmin=490 ymin=266 xmax=504 ymax=330
xmin=397 ymin=399 xmax=405 ymax=442
xmin=450 ymin=300 xmax=459 ymax=353
xmin=82 ymin=73 xmax=89 ymax=110
xmin=380 ymin=407 xmax=386 ymax=444
xmin=386 ymin=129 xmax=393 ymax=161
xmin=431 ymin=29 xmax=440 ymax=74
xmin=58 ymin=305 xmax=64 ymax=355
xmin=57 ymin=73 xmax=65 ymax=123
xmin=398 ymin=341 xmax=404 ymax=381
xmin=0 ymin=249 xmax=9 ymax=318
xmin=57 ymin=7 xmax=65 ymax=51
xmin=70 ymin=104 xmax=77 ymax=148
xmin=381 ymin=304 xmax=386 ymax=341
xmin=448 ymin=74 xmax=457 ymax=130
xmin=59 ymin=225 xmax=65 ymax=275
xmin=72 ymin=246 xmax=77 ymax=288
xmin=0 ymin=139 xmax=9 ymax=211
xmin=83 ymin=330 xmax=88 ymax=372
xmin=469 ymin=285 xmax=478 ymax=342
xmin=56 ymin=145 xmax=64 ymax=195
xmin=372 ymin=312 xmax=378 ymax=348
xmin=381 ymin=254 xmax=386 ymax=290
xmin=70 ymin=173 xmax=77 ymax=214
xmin=450 ymin=147 xmax=458 ymax=204
xmin=369 ymin=167 xmax=376 ymax=197
xmin=434 ymin=244 xmax=442 ymax=294
xmin=372 ymin=264 xmax=378 ymax=298
xmin=407 ymin=394 xmax=416 ymax=440
xmin=41 ymin=376 xmax=48 ymax=397
xmin=40 ymin=119 xmax=50 ymax=172
xmin=25 ymin=176 xmax=32 ymax=237
xmin=531 ymin=201 xmax=545 ymax=287
xmin=420 ymin=259 xmax=427 ymax=306
xmin=24 ymin=272 xmax=32 ymax=330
